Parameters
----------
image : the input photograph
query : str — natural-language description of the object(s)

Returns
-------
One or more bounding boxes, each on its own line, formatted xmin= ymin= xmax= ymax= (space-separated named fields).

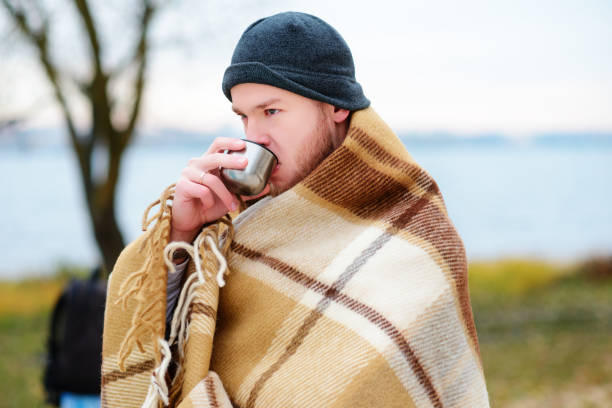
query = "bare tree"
xmin=1 ymin=0 xmax=159 ymax=271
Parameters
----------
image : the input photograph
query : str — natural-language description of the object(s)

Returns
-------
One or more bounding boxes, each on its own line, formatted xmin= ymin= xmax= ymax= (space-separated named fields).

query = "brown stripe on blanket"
xmin=233 ymin=233 xmax=443 ymax=408
xmin=302 ymin=145 xmax=479 ymax=354
xmin=101 ymin=358 xmax=156 ymax=385
xmin=390 ymin=197 xmax=477 ymax=354
xmin=302 ymin=145 xmax=438 ymax=222
xmin=348 ymin=127 xmax=448 ymax=213
xmin=205 ymin=375 xmax=220 ymax=408
xmin=350 ymin=127 xmax=418 ymax=173
xmin=231 ymin=242 xmax=330 ymax=295
xmin=244 ymin=301 xmax=323 ymax=408
xmin=189 ymin=303 xmax=217 ymax=320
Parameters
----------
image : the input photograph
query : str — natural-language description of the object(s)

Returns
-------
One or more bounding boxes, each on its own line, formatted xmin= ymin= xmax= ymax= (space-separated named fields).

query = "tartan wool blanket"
xmin=101 ymin=107 xmax=490 ymax=407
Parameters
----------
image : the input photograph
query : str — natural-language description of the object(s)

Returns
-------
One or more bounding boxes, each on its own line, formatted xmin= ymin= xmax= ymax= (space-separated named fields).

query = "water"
xmin=1 ymin=141 xmax=611 ymax=278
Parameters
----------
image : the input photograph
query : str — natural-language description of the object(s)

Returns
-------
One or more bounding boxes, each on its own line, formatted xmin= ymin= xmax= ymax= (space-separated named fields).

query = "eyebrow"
xmin=232 ymin=98 xmax=282 ymax=115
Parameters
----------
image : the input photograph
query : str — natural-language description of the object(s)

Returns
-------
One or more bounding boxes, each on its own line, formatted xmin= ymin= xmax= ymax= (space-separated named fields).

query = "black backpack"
xmin=43 ymin=269 xmax=107 ymax=405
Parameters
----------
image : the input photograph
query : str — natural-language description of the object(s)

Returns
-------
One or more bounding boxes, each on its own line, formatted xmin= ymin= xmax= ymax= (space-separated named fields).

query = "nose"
xmin=244 ymin=119 xmax=271 ymax=146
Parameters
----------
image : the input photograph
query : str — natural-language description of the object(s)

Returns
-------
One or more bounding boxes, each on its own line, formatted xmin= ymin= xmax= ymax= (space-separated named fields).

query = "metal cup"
xmin=221 ymin=139 xmax=278 ymax=196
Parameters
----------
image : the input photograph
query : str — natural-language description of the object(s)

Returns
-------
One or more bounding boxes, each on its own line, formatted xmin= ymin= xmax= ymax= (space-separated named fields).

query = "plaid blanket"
xmin=101 ymin=107 xmax=489 ymax=407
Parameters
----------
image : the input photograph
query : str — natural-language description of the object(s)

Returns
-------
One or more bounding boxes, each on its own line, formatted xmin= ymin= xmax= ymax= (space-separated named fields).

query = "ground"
xmin=1 ymin=259 xmax=610 ymax=407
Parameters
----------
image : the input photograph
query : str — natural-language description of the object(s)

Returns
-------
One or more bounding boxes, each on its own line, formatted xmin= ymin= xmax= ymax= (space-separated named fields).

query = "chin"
xmin=268 ymin=176 xmax=297 ymax=197
xmin=268 ymin=164 xmax=310 ymax=197
xmin=268 ymin=181 xmax=286 ymax=197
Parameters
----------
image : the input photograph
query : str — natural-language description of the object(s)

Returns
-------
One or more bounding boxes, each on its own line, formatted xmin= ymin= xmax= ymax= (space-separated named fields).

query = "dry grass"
xmin=470 ymin=257 xmax=612 ymax=407
xmin=0 ymin=259 xmax=611 ymax=407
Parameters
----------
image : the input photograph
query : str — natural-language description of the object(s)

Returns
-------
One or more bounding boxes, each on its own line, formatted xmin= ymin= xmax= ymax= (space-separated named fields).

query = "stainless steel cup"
xmin=221 ymin=140 xmax=278 ymax=196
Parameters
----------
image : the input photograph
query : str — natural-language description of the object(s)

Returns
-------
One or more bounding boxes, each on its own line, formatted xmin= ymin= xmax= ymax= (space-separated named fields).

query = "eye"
xmin=265 ymin=109 xmax=280 ymax=116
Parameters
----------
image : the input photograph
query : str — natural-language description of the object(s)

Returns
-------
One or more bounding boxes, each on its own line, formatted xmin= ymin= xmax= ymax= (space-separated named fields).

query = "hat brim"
xmin=222 ymin=62 xmax=370 ymax=111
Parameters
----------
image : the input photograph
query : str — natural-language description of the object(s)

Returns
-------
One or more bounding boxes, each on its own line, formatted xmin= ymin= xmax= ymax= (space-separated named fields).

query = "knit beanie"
xmin=222 ymin=11 xmax=370 ymax=111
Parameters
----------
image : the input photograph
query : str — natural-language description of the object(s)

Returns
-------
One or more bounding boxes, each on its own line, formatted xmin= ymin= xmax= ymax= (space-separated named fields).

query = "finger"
xmin=200 ymin=173 xmax=238 ymax=212
xmin=177 ymin=177 xmax=215 ymax=210
xmin=206 ymin=138 xmax=246 ymax=154
xmin=185 ymin=168 xmax=237 ymax=211
xmin=188 ymin=153 xmax=248 ymax=172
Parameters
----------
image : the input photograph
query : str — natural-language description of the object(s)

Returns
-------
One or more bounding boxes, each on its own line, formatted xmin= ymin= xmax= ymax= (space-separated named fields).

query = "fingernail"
xmin=230 ymin=201 xmax=238 ymax=211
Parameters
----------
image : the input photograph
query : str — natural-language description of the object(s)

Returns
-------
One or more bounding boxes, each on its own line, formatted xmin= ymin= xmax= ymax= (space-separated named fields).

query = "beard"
xmin=268 ymin=108 xmax=336 ymax=197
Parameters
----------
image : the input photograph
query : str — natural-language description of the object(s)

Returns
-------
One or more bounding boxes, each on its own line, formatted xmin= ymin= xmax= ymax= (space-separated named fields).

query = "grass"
xmin=0 ymin=260 xmax=610 ymax=407
xmin=0 ymin=312 xmax=53 ymax=407
xmin=0 ymin=266 xmax=86 ymax=408
xmin=470 ymin=257 xmax=612 ymax=407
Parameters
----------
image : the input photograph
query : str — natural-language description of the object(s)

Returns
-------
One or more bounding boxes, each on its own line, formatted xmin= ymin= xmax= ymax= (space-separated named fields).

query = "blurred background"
xmin=1 ymin=0 xmax=611 ymax=406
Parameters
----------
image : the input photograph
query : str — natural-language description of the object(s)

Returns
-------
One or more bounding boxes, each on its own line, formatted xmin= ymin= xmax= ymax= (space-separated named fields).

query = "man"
xmin=102 ymin=11 xmax=489 ymax=408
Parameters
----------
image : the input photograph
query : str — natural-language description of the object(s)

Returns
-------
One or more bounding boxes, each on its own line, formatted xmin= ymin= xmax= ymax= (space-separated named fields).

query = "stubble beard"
xmin=268 ymin=110 xmax=336 ymax=197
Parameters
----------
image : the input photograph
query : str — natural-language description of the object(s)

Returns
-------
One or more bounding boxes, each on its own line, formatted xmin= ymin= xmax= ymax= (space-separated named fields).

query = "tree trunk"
xmin=91 ymin=201 xmax=125 ymax=272
xmin=81 ymin=130 xmax=127 ymax=272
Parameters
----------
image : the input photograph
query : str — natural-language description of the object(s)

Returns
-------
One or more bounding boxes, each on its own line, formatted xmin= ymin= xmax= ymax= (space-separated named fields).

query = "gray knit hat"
xmin=222 ymin=12 xmax=370 ymax=111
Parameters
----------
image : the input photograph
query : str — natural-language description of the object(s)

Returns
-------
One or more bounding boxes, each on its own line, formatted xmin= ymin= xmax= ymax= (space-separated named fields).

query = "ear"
xmin=331 ymin=107 xmax=350 ymax=123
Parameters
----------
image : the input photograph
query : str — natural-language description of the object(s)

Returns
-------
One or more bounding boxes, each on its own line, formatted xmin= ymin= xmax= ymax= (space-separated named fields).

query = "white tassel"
xmin=146 ymin=228 xmax=228 ymax=405
xmin=206 ymin=235 xmax=228 ymax=287
xmin=141 ymin=339 xmax=172 ymax=407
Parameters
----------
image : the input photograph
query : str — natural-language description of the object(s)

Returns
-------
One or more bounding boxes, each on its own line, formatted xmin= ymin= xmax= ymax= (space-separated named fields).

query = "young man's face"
xmin=230 ymin=83 xmax=347 ymax=196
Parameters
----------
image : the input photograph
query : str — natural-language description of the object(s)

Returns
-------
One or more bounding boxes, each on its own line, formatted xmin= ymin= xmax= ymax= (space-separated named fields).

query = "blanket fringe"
xmin=115 ymin=184 xmax=176 ymax=369
xmin=114 ymin=183 xmax=235 ymax=406
xmin=143 ymin=219 xmax=233 ymax=407
xmin=141 ymin=339 xmax=172 ymax=407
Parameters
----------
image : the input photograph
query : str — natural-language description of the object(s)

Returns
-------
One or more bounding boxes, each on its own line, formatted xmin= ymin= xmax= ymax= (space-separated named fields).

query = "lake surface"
xmin=1 ymin=140 xmax=611 ymax=279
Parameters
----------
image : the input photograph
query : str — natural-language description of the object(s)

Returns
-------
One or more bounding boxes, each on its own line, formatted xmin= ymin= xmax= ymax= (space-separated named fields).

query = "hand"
xmin=170 ymin=138 xmax=247 ymax=243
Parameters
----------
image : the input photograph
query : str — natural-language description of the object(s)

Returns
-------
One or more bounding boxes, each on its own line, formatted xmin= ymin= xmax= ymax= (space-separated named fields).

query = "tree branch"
xmin=1 ymin=0 xmax=85 ymax=164
xmin=71 ymin=0 xmax=114 ymax=153
xmin=119 ymin=0 xmax=156 ymax=150
xmin=72 ymin=0 xmax=103 ymax=76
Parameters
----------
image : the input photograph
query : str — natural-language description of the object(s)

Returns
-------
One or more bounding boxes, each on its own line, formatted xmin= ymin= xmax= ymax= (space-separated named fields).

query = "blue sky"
xmin=1 ymin=0 xmax=611 ymax=138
